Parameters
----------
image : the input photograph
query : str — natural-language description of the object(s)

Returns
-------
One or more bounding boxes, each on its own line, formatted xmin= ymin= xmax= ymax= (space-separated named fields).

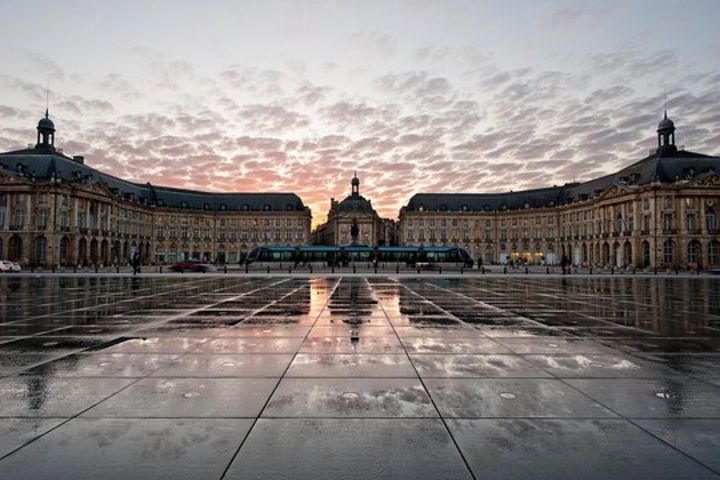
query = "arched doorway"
xmin=34 ymin=236 xmax=47 ymax=265
xmin=59 ymin=237 xmax=69 ymax=265
xmin=642 ymin=241 xmax=650 ymax=268
xmin=602 ymin=242 xmax=610 ymax=266
xmin=90 ymin=238 xmax=98 ymax=265
xmin=581 ymin=243 xmax=588 ymax=265
xmin=623 ymin=241 xmax=632 ymax=267
xmin=101 ymin=240 xmax=109 ymax=265
xmin=8 ymin=235 xmax=22 ymax=261
xmin=78 ymin=238 xmax=88 ymax=265
xmin=611 ymin=242 xmax=621 ymax=267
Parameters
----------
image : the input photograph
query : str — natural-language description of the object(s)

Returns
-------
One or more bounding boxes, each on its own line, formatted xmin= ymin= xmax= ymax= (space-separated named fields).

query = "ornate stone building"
xmin=312 ymin=173 xmax=393 ymax=246
xmin=399 ymin=114 xmax=720 ymax=269
xmin=0 ymin=113 xmax=312 ymax=266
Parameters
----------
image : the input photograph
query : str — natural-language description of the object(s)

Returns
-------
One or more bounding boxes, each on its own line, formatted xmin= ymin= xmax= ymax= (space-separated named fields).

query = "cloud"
xmin=0 ymin=46 xmax=718 ymax=227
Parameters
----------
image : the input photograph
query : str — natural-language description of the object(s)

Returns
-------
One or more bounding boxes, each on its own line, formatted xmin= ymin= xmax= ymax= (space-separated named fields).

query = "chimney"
xmin=73 ymin=156 xmax=85 ymax=164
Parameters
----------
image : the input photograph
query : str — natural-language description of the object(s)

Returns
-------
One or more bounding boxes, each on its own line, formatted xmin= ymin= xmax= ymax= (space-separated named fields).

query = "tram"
xmin=246 ymin=245 xmax=474 ymax=267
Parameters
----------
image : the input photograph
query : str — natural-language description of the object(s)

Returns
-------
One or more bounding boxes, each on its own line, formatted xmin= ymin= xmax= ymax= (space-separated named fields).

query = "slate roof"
xmin=0 ymin=148 xmax=307 ymax=212
xmin=331 ymin=194 xmax=377 ymax=215
xmin=404 ymin=149 xmax=720 ymax=213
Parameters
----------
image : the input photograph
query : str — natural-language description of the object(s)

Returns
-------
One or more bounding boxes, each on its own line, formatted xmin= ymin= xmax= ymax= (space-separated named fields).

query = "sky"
xmin=1 ymin=0 xmax=719 ymax=226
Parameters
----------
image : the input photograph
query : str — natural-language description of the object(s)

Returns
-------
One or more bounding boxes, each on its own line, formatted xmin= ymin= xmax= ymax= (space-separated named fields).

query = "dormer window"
xmin=461 ymin=204 xmax=469 ymax=212
xmin=241 ymin=204 xmax=249 ymax=211
xmin=220 ymin=204 xmax=227 ymax=211
xmin=180 ymin=201 xmax=189 ymax=208
xmin=264 ymin=204 xmax=272 ymax=211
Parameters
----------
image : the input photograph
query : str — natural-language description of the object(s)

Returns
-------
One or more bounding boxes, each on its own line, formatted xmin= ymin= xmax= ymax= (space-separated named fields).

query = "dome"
xmin=657 ymin=111 xmax=674 ymax=131
xmin=351 ymin=175 xmax=360 ymax=186
xmin=37 ymin=115 xmax=55 ymax=132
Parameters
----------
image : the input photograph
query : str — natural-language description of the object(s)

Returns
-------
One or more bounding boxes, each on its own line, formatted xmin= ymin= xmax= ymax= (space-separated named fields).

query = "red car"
xmin=168 ymin=260 xmax=215 ymax=273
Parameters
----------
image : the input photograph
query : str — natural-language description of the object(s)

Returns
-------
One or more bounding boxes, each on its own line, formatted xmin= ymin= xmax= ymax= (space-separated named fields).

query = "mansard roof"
xmin=404 ymin=148 xmax=720 ymax=213
xmin=0 ymin=148 xmax=307 ymax=212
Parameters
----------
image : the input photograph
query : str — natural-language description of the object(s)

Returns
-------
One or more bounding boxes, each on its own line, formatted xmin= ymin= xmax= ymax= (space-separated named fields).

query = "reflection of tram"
xmin=246 ymin=245 xmax=474 ymax=267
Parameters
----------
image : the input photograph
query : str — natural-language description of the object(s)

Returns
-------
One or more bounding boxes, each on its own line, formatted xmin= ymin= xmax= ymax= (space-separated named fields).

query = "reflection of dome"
xmin=657 ymin=111 xmax=674 ymax=131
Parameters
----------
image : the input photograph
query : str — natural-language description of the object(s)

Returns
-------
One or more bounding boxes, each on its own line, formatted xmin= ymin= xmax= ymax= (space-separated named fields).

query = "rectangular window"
xmin=687 ymin=214 xmax=696 ymax=233
xmin=663 ymin=214 xmax=673 ymax=233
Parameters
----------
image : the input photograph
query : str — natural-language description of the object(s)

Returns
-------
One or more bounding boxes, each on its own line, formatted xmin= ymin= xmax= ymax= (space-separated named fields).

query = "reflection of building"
xmin=399 ymin=115 xmax=720 ymax=269
xmin=0 ymin=113 xmax=312 ymax=266
xmin=312 ymin=173 xmax=393 ymax=246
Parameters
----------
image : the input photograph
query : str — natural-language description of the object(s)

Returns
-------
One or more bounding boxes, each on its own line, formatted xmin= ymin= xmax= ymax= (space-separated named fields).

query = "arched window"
xmin=688 ymin=241 xmax=701 ymax=264
xmin=710 ymin=240 xmax=719 ymax=265
xmin=663 ymin=240 xmax=674 ymax=264
xmin=34 ymin=236 xmax=47 ymax=263
xmin=706 ymin=209 xmax=717 ymax=232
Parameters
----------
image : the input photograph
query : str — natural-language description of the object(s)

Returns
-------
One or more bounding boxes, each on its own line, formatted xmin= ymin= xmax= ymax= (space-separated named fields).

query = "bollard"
xmin=632 ymin=267 xmax=636 ymax=275
xmin=461 ymin=267 xmax=464 ymax=275
xmin=224 ymin=265 xmax=227 ymax=274
xmin=546 ymin=267 xmax=550 ymax=274
xmin=610 ymin=267 xmax=614 ymax=275
xmin=267 ymin=266 xmax=270 ymax=274
xmin=374 ymin=265 xmax=377 ymax=274
xmin=439 ymin=266 xmax=442 ymax=275
xmin=95 ymin=264 xmax=98 ymax=273
xmin=353 ymin=265 xmax=356 ymax=274
xmin=525 ymin=267 xmax=529 ymax=275
xmin=245 ymin=263 xmax=249 ymax=274
xmin=675 ymin=268 xmax=679 ymax=275
xmin=116 ymin=265 xmax=119 ymax=274
xmin=289 ymin=266 xmax=292 ymax=274
xmin=396 ymin=264 xmax=399 ymax=274
xmin=589 ymin=267 xmax=592 ymax=275
xmin=417 ymin=267 xmax=420 ymax=274
xmin=159 ymin=266 xmax=162 ymax=273
xmin=52 ymin=264 xmax=56 ymax=273
xmin=503 ymin=267 xmax=507 ymax=275
xmin=332 ymin=266 xmax=335 ymax=274
xmin=481 ymin=266 xmax=485 ymax=274
xmin=310 ymin=265 xmax=313 ymax=273
xmin=654 ymin=268 xmax=657 ymax=275
xmin=74 ymin=265 xmax=77 ymax=273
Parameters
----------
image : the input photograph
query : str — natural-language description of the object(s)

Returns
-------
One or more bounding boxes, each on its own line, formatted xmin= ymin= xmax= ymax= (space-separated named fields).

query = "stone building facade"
xmin=399 ymin=114 xmax=720 ymax=269
xmin=0 ymin=114 xmax=312 ymax=266
xmin=312 ymin=174 xmax=392 ymax=246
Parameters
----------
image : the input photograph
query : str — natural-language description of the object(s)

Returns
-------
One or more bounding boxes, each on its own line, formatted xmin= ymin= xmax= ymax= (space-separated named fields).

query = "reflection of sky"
xmin=1 ymin=2 xmax=719 ymax=224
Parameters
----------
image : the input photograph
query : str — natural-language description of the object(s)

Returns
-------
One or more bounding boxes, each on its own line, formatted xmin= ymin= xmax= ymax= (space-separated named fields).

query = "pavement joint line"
xmin=394 ymin=278 xmax=720 ymax=478
xmin=379 ymin=279 xmax=478 ymax=480
xmin=219 ymin=277 xmax=342 ymax=480
xmin=0 ymin=277 xmax=301 ymax=465
xmin=9 ymin=276 xmax=223 ymax=323
xmin=420 ymin=280 xmax=644 ymax=360
xmin=0 ymin=278 xmax=292 ymax=381
xmin=520 ymin=343 xmax=720 ymax=477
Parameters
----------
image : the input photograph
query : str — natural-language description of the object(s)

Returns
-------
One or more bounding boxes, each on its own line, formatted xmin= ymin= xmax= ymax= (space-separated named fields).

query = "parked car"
xmin=0 ymin=260 xmax=20 ymax=272
xmin=168 ymin=260 xmax=215 ymax=273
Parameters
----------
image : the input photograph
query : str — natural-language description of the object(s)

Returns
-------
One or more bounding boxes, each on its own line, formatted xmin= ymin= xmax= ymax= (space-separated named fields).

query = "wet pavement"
xmin=0 ymin=276 xmax=719 ymax=479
